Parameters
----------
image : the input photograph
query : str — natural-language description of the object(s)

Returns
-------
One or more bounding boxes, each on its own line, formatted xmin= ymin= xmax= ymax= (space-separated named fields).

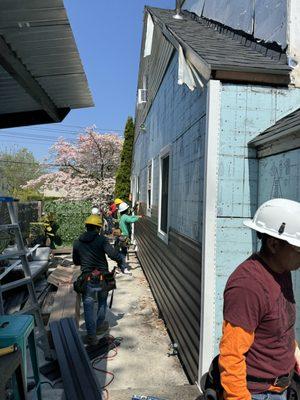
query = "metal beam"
xmin=50 ymin=318 xmax=103 ymax=400
xmin=0 ymin=35 xmax=61 ymax=122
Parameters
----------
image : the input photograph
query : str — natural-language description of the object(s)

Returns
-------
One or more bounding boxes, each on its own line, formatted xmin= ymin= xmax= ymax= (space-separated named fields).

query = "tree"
xmin=115 ymin=117 xmax=135 ymax=201
xmin=0 ymin=147 xmax=44 ymax=199
xmin=24 ymin=127 xmax=123 ymax=201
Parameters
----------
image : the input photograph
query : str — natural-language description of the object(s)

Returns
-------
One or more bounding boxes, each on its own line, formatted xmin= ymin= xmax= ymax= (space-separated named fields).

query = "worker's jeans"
xmin=82 ymin=283 xmax=108 ymax=336
xmin=252 ymin=390 xmax=287 ymax=400
xmin=106 ymin=215 xmax=113 ymax=235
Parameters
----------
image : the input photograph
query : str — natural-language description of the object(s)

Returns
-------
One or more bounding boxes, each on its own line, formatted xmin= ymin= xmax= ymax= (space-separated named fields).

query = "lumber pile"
xmin=48 ymin=284 xmax=80 ymax=327
xmin=47 ymin=265 xmax=80 ymax=287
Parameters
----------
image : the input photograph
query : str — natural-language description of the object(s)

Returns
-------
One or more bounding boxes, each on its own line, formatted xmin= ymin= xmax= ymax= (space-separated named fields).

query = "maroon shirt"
xmin=224 ymin=254 xmax=296 ymax=392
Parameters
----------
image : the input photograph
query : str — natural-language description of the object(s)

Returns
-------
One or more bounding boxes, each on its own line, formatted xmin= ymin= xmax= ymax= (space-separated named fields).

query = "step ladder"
xmin=0 ymin=197 xmax=52 ymax=359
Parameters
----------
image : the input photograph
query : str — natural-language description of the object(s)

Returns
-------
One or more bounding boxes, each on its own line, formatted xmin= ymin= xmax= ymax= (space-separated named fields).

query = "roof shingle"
xmin=148 ymin=7 xmax=291 ymax=76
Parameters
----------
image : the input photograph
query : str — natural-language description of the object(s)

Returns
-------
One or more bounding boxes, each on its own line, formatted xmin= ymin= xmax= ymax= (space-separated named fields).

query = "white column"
xmin=198 ymin=79 xmax=221 ymax=385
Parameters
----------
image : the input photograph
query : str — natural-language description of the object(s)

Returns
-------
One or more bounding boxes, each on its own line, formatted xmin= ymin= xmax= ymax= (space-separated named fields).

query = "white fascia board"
xmin=288 ymin=0 xmax=300 ymax=87
xmin=198 ymin=79 xmax=221 ymax=384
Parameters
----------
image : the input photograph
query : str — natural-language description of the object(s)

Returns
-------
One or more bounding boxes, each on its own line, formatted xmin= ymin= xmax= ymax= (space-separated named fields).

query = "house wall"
xmin=132 ymin=53 xmax=207 ymax=381
xmin=133 ymin=54 xmax=207 ymax=242
xmin=214 ymin=84 xmax=300 ymax=353
xmin=258 ymin=149 xmax=300 ymax=340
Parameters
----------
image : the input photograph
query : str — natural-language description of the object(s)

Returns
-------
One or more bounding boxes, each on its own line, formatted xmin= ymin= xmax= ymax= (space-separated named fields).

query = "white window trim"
xmin=146 ymin=159 xmax=154 ymax=217
xmin=158 ymin=144 xmax=171 ymax=244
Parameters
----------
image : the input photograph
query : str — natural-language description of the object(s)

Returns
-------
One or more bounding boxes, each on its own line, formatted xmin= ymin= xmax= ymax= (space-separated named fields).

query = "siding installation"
xmin=132 ymin=54 xmax=206 ymax=382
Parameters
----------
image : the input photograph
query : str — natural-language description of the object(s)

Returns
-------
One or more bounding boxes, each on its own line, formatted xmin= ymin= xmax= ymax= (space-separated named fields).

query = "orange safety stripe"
xmin=219 ymin=321 xmax=253 ymax=400
xmin=219 ymin=321 xmax=288 ymax=399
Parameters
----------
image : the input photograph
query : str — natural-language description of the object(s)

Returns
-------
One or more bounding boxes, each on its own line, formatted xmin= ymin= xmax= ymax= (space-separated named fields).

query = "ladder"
xmin=0 ymin=197 xmax=52 ymax=359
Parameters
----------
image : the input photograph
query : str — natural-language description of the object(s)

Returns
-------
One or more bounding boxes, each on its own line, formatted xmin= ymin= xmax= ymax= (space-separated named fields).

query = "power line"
xmin=0 ymin=139 xmax=57 ymax=147
xmin=1 ymin=126 xmax=123 ymax=135
xmin=0 ymin=129 xmax=123 ymax=142
xmin=0 ymin=159 xmax=59 ymax=166
xmin=57 ymin=123 xmax=123 ymax=131
xmin=0 ymin=131 xmax=77 ymax=142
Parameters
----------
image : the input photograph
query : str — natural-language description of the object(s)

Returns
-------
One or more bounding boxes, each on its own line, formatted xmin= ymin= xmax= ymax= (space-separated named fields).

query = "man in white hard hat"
xmin=219 ymin=198 xmax=300 ymax=400
xmin=91 ymin=206 xmax=100 ymax=215
xmin=114 ymin=202 xmax=142 ymax=274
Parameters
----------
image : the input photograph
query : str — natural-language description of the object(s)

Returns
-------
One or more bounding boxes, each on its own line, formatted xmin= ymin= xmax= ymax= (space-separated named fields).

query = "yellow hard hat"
xmin=85 ymin=214 xmax=102 ymax=227
xmin=114 ymin=198 xmax=123 ymax=205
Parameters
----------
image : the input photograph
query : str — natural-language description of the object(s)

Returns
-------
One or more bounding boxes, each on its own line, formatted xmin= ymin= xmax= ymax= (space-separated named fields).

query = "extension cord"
xmin=132 ymin=396 xmax=166 ymax=400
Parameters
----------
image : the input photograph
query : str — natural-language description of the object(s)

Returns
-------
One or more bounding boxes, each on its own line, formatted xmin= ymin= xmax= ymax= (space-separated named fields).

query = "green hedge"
xmin=43 ymin=200 xmax=93 ymax=246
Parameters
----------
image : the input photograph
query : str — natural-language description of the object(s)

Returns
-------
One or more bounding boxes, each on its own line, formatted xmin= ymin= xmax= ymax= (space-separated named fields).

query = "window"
xmin=158 ymin=145 xmax=171 ymax=242
xmin=136 ymin=175 xmax=140 ymax=203
xmin=160 ymin=156 xmax=169 ymax=233
xmin=147 ymin=160 xmax=153 ymax=216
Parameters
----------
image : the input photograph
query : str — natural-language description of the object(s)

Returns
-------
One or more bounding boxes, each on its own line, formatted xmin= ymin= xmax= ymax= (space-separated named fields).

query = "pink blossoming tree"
xmin=24 ymin=127 xmax=123 ymax=201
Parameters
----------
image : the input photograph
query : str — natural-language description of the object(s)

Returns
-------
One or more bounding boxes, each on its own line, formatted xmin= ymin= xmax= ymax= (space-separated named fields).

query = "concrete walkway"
xmin=87 ymin=252 xmax=200 ymax=399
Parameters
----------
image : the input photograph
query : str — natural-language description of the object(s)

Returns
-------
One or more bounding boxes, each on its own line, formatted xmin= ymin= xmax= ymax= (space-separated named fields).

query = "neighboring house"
xmin=131 ymin=0 xmax=300 ymax=385
xmin=43 ymin=188 xmax=67 ymax=199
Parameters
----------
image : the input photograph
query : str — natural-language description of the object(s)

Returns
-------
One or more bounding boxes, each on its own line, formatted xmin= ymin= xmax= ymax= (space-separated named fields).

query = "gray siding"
xmin=132 ymin=53 xmax=206 ymax=381
xmin=136 ymin=220 xmax=201 ymax=381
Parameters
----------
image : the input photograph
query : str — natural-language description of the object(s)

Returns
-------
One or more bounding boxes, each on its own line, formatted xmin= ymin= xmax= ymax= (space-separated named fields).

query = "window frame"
xmin=146 ymin=159 xmax=153 ymax=217
xmin=158 ymin=145 xmax=171 ymax=243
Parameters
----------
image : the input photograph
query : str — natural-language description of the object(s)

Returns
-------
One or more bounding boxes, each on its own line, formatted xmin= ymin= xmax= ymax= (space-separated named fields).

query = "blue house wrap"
xmin=215 ymin=85 xmax=300 ymax=353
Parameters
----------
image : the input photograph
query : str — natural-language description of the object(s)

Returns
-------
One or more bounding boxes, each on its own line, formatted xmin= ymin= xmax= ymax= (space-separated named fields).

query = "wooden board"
xmin=47 ymin=265 xmax=80 ymax=287
xmin=48 ymin=284 xmax=80 ymax=327
xmin=51 ymin=247 xmax=72 ymax=255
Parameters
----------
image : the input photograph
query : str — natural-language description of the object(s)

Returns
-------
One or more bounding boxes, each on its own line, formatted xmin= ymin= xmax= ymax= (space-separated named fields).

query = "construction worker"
xmin=91 ymin=206 xmax=100 ymax=215
xmin=114 ymin=198 xmax=123 ymax=206
xmin=219 ymin=198 xmax=300 ymax=400
xmin=72 ymin=214 xmax=129 ymax=345
xmin=114 ymin=202 xmax=142 ymax=270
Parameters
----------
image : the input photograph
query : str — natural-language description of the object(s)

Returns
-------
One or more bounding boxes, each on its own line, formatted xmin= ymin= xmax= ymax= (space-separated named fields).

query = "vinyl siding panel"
xmin=136 ymin=220 xmax=201 ymax=382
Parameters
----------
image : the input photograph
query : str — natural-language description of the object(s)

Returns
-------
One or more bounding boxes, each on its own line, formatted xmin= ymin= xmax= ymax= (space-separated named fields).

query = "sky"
xmin=1 ymin=0 xmax=175 ymax=160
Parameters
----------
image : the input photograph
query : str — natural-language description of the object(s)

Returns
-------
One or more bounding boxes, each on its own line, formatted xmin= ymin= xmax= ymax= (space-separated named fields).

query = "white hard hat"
xmin=243 ymin=198 xmax=300 ymax=247
xmin=119 ymin=202 xmax=129 ymax=213
xmin=91 ymin=207 xmax=100 ymax=215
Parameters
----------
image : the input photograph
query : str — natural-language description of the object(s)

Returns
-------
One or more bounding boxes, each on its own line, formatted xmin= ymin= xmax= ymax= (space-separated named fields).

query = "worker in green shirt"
xmin=119 ymin=202 xmax=141 ymax=237
xmin=115 ymin=202 xmax=142 ymax=273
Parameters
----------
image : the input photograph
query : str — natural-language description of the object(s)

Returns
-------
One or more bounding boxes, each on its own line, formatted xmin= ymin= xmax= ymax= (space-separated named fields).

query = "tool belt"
xmin=73 ymin=268 xmax=116 ymax=294
xmin=247 ymin=371 xmax=294 ymax=388
xmin=115 ymin=235 xmax=130 ymax=251
xmin=200 ymin=355 xmax=295 ymax=400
